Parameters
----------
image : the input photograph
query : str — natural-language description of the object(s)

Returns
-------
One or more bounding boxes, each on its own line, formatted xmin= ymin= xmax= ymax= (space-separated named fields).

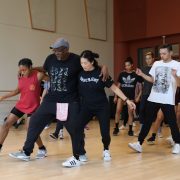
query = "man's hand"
xmin=99 ymin=65 xmax=109 ymax=81
xmin=136 ymin=68 xmax=143 ymax=76
xmin=113 ymin=96 xmax=118 ymax=104
xmin=126 ymin=100 xmax=136 ymax=110
xmin=136 ymin=68 xmax=154 ymax=83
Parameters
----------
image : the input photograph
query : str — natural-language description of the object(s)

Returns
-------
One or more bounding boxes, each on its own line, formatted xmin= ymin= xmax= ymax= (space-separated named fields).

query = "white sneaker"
xmin=172 ymin=144 xmax=180 ymax=154
xmin=36 ymin=149 xmax=48 ymax=159
xmin=79 ymin=154 xmax=88 ymax=162
xmin=119 ymin=125 xmax=126 ymax=130
xmin=103 ymin=150 xmax=111 ymax=161
xmin=62 ymin=156 xmax=81 ymax=167
xmin=166 ymin=136 xmax=175 ymax=147
xmin=128 ymin=142 xmax=142 ymax=153
xmin=9 ymin=150 xmax=30 ymax=161
xmin=44 ymin=125 xmax=49 ymax=130
xmin=59 ymin=129 xmax=64 ymax=139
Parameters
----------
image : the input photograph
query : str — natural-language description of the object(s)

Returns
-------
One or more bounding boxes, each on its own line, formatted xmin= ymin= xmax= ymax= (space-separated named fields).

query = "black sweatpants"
xmin=54 ymin=121 xmax=63 ymax=136
xmin=139 ymin=94 xmax=149 ymax=124
xmin=75 ymin=102 xmax=111 ymax=152
xmin=23 ymin=101 xmax=86 ymax=156
xmin=138 ymin=101 xmax=180 ymax=144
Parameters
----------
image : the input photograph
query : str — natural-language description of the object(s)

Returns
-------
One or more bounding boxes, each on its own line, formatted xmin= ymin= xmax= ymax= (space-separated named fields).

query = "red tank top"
xmin=15 ymin=70 xmax=41 ymax=114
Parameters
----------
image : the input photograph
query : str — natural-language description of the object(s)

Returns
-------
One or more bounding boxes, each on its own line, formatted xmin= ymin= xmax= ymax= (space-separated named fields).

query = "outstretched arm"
xmin=136 ymin=68 xmax=154 ymax=83
xmin=0 ymin=88 xmax=19 ymax=102
xmin=110 ymin=83 xmax=136 ymax=110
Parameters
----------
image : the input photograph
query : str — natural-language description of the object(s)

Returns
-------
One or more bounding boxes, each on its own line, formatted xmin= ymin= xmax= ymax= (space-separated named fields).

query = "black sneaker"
xmin=49 ymin=133 xmax=58 ymax=140
xmin=13 ymin=119 xmax=25 ymax=129
xmin=147 ymin=136 xmax=155 ymax=145
xmin=13 ymin=122 xmax=19 ymax=129
xmin=113 ymin=128 xmax=119 ymax=136
xmin=128 ymin=130 xmax=134 ymax=136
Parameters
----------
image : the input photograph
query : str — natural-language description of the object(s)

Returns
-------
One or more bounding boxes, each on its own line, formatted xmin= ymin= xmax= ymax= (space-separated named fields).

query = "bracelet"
xmin=124 ymin=97 xmax=129 ymax=102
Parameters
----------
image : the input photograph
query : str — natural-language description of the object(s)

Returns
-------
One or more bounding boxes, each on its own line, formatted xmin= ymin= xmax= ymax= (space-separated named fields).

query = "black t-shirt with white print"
xmin=43 ymin=53 xmax=82 ymax=103
xmin=78 ymin=67 xmax=114 ymax=105
xmin=118 ymin=71 xmax=142 ymax=100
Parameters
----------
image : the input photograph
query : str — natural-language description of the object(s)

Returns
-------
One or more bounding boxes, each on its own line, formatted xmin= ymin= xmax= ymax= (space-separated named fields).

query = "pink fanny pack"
xmin=56 ymin=103 xmax=69 ymax=121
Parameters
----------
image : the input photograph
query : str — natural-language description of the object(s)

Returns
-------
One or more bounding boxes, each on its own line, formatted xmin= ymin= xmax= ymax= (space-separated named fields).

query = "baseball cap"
xmin=50 ymin=38 xmax=69 ymax=49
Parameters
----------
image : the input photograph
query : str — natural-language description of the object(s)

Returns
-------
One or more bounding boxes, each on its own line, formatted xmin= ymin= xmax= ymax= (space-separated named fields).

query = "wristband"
xmin=124 ymin=97 xmax=129 ymax=102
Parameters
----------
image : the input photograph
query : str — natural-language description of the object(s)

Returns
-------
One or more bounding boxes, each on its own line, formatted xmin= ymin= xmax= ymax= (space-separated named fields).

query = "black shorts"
xmin=10 ymin=107 xmax=32 ymax=118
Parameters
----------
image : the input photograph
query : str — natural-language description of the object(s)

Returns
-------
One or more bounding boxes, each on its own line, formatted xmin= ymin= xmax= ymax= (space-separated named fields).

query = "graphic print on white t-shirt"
xmin=122 ymin=75 xmax=135 ymax=88
xmin=50 ymin=67 xmax=68 ymax=92
xmin=153 ymin=66 xmax=171 ymax=94
xmin=148 ymin=60 xmax=180 ymax=105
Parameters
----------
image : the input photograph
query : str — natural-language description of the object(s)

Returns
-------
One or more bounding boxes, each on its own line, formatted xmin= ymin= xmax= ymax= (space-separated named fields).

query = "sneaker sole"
xmin=9 ymin=153 xmax=30 ymax=161
xmin=35 ymin=154 xmax=48 ymax=159
xmin=128 ymin=132 xmax=134 ymax=136
xmin=79 ymin=159 xmax=88 ymax=162
xmin=104 ymin=158 xmax=112 ymax=162
xmin=128 ymin=144 xmax=142 ymax=153
xmin=172 ymin=151 xmax=180 ymax=154
xmin=62 ymin=163 xmax=81 ymax=168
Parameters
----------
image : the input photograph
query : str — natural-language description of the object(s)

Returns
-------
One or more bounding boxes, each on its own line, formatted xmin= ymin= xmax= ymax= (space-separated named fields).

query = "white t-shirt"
xmin=148 ymin=60 xmax=180 ymax=105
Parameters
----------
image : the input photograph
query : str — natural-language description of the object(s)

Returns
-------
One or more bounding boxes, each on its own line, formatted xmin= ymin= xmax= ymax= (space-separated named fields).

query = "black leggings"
xmin=23 ymin=101 xmax=86 ymax=156
xmin=75 ymin=103 xmax=111 ymax=152
xmin=121 ymin=105 xmax=128 ymax=126
xmin=138 ymin=101 xmax=180 ymax=144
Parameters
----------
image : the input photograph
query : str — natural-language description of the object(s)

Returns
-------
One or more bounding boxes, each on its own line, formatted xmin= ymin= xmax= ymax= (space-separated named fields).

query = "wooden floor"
xmin=0 ymin=120 xmax=179 ymax=180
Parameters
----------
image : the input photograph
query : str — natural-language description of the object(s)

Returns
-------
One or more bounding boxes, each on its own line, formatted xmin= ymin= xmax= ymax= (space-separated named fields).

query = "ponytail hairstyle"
xmin=80 ymin=50 xmax=99 ymax=68
xmin=18 ymin=58 xmax=33 ymax=69
xmin=124 ymin=56 xmax=133 ymax=65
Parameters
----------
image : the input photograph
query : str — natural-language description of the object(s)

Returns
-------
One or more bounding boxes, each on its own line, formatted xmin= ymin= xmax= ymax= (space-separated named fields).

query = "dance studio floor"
xmin=0 ymin=118 xmax=179 ymax=180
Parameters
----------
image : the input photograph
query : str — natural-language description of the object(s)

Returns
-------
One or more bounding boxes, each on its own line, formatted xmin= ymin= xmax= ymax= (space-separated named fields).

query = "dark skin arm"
xmin=0 ymin=87 xmax=20 ymax=101
xmin=99 ymin=65 xmax=109 ymax=81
